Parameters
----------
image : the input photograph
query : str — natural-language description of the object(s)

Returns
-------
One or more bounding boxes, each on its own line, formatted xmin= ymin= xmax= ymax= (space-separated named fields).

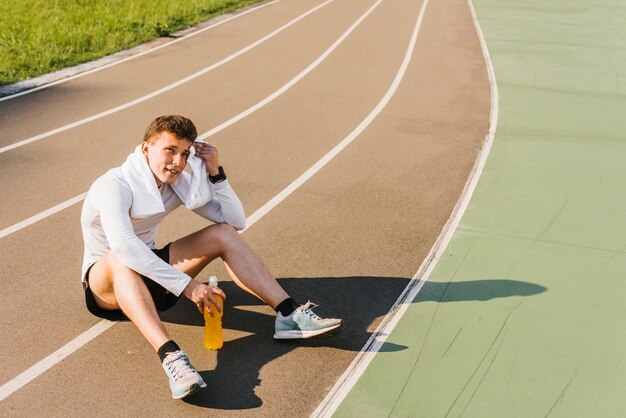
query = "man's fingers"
xmin=194 ymin=142 xmax=216 ymax=151
xmin=196 ymin=302 xmax=204 ymax=315
xmin=203 ymin=304 xmax=215 ymax=317
xmin=215 ymin=288 xmax=226 ymax=301
xmin=203 ymin=299 xmax=218 ymax=316
xmin=205 ymin=294 xmax=223 ymax=314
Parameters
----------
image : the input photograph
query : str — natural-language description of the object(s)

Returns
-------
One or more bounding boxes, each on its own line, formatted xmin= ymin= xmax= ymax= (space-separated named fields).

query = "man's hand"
xmin=193 ymin=142 xmax=220 ymax=176
xmin=182 ymin=279 xmax=226 ymax=316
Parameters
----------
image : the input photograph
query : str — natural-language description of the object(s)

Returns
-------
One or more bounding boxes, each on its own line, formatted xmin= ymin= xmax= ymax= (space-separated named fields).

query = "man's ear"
xmin=141 ymin=141 xmax=149 ymax=155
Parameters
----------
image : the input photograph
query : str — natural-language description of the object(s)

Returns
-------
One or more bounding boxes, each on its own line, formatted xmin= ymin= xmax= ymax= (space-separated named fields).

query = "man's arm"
xmin=192 ymin=179 xmax=246 ymax=230
xmin=191 ymin=142 xmax=246 ymax=230
xmin=94 ymin=177 xmax=192 ymax=296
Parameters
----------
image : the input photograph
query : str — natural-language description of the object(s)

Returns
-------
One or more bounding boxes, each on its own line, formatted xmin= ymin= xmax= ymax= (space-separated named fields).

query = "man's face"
xmin=141 ymin=131 xmax=193 ymax=187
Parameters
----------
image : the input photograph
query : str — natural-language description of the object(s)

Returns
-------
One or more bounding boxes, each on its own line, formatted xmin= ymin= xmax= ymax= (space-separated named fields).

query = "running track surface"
xmin=0 ymin=0 xmax=490 ymax=416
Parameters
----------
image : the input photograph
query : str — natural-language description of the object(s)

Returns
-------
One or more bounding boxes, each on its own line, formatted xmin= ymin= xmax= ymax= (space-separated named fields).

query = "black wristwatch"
xmin=208 ymin=166 xmax=227 ymax=184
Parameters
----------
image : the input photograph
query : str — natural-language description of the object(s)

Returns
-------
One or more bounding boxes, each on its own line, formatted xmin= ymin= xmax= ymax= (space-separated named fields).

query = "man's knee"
xmin=88 ymin=252 xmax=127 ymax=309
xmin=209 ymin=223 xmax=240 ymax=247
xmin=93 ymin=251 xmax=140 ymax=286
xmin=101 ymin=251 xmax=126 ymax=274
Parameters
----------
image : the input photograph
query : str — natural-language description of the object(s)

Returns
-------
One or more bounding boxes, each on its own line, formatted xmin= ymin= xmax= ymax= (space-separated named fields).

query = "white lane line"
xmin=0 ymin=1 xmax=279 ymax=103
xmin=0 ymin=320 xmax=115 ymax=402
xmin=0 ymin=0 xmax=425 ymax=398
xmin=0 ymin=21 xmax=409 ymax=393
xmin=0 ymin=193 xmax=87 ymax=239
xmin=311 ymin=0 xmax=500 ymax=415
xmin=0 ymin=0 xmax=497 ymax=407
xmin=0 ymin=0 xmax=334 ymax=155
xmin=0 ymin=0 xmax=382 ymax=241
xmin=198 ymin=0 xmax=385 ymax=141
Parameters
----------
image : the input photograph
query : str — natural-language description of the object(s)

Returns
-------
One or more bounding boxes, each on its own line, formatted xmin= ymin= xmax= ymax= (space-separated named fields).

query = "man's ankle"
xmin=157 ymin=340 xmax=181 ymax=362
xmin=275 ymin=298 xmax=299 ymax=317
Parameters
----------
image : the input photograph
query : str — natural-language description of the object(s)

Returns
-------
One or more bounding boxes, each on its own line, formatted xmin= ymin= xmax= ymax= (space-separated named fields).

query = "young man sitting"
xmin=80 ymin=115 xmax=342 ymax=399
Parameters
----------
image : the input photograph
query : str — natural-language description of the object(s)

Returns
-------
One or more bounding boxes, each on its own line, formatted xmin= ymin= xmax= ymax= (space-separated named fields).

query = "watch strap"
xmin=208 ymin=166 xmax=227 ymax=183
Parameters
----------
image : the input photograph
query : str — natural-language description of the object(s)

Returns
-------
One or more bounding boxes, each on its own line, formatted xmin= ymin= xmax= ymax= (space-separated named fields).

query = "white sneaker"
xmin=161 ymin=350 xmax=207 ymax=399
xmin=274 ymin=301 xmax=343 ymax=339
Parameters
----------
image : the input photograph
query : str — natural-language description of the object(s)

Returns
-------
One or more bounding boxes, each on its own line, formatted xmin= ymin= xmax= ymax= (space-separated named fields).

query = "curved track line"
xmin=0 ymin=0 xmax=334 ymax=155
xmin=0 ymin=0 xmax=383 ymax=241
xmin=0 ymin=320 xmax=115 ymax=403
xmin=0 ymin=0 xmax=439 ymax=400
xmin=0 ymin=1 xmax=279 ymax=103
xmin=0 ymin=1 xmax=411 ymax=392
xmin=0 ymin=193 xmax=87 ymax=240
xmin=311 ymin=0 xmax=499 ymax=415
xmin=197 ymin=0 xmax=384 ymax=140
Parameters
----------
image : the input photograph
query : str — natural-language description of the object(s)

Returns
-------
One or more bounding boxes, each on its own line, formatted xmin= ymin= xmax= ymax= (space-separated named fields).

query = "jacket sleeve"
xmin=93 ymin=177 xmax=191 ymax=296
xmin=192 ymin=179 xmax=246 ymax=230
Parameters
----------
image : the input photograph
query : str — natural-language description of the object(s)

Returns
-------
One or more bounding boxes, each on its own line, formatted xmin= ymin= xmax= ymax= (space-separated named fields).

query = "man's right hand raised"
xmin=182 ymin=280 xmax=226 ymax=316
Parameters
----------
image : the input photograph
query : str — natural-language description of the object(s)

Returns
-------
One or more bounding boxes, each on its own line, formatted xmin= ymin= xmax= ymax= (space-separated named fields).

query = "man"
xmin=81 ymin=115 xmax=342 ymax=399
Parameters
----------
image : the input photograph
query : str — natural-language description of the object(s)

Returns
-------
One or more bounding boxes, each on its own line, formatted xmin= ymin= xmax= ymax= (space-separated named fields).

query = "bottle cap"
xmin=209 ymin=275 xmax=218 ymax=288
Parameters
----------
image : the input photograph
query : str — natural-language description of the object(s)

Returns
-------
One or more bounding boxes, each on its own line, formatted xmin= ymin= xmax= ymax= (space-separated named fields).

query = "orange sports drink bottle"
xmin=204 ymin=276 xmax=224 ymax=350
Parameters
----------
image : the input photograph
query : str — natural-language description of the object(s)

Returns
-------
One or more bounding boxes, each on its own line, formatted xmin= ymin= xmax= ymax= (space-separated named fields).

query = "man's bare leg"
xmin=89 ymin=222 xmax=336 ymax=353
xmin=87 ymin=223 xmax=285 ymax=350
xmin=88 ymin=250 xmax=208 ymax=399
xmin=88 ymin=252 xmax=170 ymax=351
xmin=171 ymin=223 xmax=343 ymax=339
xmin=169 ymin=223 xmax=289 ymax=309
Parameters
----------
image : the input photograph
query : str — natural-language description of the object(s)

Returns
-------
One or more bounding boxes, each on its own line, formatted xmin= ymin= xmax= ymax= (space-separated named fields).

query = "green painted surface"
xmin=335 ymin=1 xmax=626 ymax=417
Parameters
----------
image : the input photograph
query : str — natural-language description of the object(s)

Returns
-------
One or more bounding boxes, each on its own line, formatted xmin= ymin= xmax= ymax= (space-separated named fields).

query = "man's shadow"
xmin=160 ymin=276 xmax=546 ymax=410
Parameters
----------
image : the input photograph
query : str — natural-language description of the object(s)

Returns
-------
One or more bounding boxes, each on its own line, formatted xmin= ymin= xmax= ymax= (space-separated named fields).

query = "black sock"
xmin=275 ymin=298 xmax=299 ymax=317
xmin=157 ymin=340 xmax=181 ymax=362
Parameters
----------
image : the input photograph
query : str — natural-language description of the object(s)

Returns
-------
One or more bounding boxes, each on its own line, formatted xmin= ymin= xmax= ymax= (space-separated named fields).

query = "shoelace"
xmin=164 ymin=352 xmax=194 ymax=380
xmin=300 ymin=301 xmax=322 ymax=320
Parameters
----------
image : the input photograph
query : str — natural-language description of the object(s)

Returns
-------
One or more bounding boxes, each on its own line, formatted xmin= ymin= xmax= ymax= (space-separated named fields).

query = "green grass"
xmin=0 ymin=0 xmax=261 ymax=86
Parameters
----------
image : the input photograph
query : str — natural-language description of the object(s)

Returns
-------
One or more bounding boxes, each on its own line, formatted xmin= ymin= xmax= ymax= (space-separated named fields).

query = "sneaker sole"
xmin=273 ymin=322 xmax=343 ymax=340
xmin=172 ymin=381 xmax=207 ymax=399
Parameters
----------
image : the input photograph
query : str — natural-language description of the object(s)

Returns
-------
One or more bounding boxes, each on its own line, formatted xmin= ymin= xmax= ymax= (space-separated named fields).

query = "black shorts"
xmin=83 ymin=244 xmax=180 ymax=321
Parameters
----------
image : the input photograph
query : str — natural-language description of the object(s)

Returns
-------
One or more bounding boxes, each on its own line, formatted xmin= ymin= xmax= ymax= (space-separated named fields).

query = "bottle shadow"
xmin=159 ymin=276 xmax=546 ymax=410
